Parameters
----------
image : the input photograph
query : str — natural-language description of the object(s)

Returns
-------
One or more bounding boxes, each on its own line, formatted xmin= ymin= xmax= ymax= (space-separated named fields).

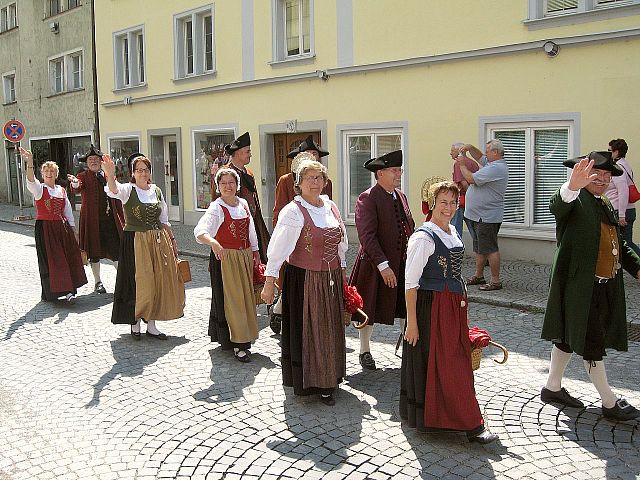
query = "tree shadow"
xmin=193 ymin=347 xmax=276 ymax=403
xmin=85 ymin=334 xmax=188 ymax=408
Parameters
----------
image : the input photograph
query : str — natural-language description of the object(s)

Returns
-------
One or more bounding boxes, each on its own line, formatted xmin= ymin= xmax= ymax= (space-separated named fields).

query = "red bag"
xmin=629 ymin=183 xmax=640 ymax=203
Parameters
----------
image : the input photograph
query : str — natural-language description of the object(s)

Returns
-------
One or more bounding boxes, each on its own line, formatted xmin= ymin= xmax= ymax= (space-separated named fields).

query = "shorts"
xmin=465 ymin=219 xmax=501 ymax=255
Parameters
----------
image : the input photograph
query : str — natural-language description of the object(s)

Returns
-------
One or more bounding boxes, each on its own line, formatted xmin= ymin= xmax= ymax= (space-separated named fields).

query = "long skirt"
xmin=281 ymin=263 xmax=345 ymax=396
xmin=208 ymin=249 xmax=257 ymax=350
xmin=35 ymin=220 xmax=87 ymax=301
xmin=89 ymin=216 xmax=121 ymax=262
xmin=111 ymin=230 xmax=185 ymax=325
xmin=399 ymin=288 xmax=483 ymax=433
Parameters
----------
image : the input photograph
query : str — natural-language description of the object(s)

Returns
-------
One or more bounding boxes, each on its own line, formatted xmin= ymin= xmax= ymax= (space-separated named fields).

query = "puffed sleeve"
xmin=158 ymin=189 xmax=170 ymax=226
xmin=405 ymin=231 xmax=435 ymax=290
xmin=26 ymin=178 xmax=44 ymax=201
xmin=105 ymin=181 xmax=132 ymax=204
xmin=63 ymin=192 xmax=75 ymax=227
xmin=193 ymin=200 xmax=223 ymax=242
xmin=265 ymin=202 xmax=304 ymax=277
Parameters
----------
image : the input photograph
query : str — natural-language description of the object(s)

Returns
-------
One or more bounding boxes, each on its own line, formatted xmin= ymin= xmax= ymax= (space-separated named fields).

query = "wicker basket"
xmin=343 ymin=308 xmax=369 ymax=329
xmin=254 ymin=285 xmax=265 ymax=306
xmin=471 ymin=341 xmax=508 ymax=371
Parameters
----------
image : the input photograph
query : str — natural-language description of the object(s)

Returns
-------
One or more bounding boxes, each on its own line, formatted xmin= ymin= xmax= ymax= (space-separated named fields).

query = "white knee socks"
xmin=584 ymin=360 xmax=617 ymax=408
xmin=91 ymin=261 xmax=101 ymax=284
xmin=131 ymin=319 xmax=141 ymax=333
xmin=359 ymin=325 xmax=373 ymax=354
xmin=147 ymin=319 xmax=162 ymax=335
xmin=545 ymin=346 xmax=573 ymax=391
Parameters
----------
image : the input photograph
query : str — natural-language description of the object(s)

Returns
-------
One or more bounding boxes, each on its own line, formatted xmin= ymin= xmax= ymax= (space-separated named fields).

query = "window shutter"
xmin=495 ymin=130 xmax=526 ymax=224
xmin=546 ymin=0 xmax=578 ymax=13
xmin=533 ymin=129 xmax=569 ymax=224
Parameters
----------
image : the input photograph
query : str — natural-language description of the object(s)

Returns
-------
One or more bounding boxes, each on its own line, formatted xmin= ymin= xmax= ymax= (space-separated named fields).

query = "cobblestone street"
xmin=1 ymin=220 xmax=639 ymax=479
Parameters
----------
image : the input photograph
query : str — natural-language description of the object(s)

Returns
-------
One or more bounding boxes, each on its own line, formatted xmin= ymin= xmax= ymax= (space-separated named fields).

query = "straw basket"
xmin=343 ymin=308 xmax=369 ymax=329
xmin=471 ymin=340 xmax=508 ymax=371
xmin=254 ymin=285 xmax=265 ymax=306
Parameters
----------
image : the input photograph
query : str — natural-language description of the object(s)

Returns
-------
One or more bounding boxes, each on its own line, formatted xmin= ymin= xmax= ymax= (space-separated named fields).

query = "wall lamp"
xmin=543 ymin=41 xmax=559 ymax=57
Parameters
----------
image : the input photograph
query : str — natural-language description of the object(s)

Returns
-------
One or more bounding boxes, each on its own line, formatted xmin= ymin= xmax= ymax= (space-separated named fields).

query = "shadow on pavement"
xmin=85 ymin=334 xmax=189 ymax=408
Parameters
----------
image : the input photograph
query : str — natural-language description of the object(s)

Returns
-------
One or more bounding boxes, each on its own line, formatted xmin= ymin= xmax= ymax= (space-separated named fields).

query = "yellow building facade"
xmin=95 ymin=0 xmax=640 ymax=262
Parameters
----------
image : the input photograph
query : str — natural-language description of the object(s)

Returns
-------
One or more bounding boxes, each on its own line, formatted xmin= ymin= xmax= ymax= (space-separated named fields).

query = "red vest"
xmin=215 ymin=204 xmax=250 ymax=250
xmin=35 ymin=186 xmax=67 ymax=222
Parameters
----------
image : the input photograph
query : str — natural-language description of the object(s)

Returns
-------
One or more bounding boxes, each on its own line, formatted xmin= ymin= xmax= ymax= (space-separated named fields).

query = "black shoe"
xmin=359 ymin=352 xmax=377 ymax=370
xmin=65 ymin=293 xmax=76 ymax=304
xmin=540 ymin=387 xmax=584 ymax=408
xmin=95 ymin=282 xmax=107 ymax=294
xmin=145 ymin=331 xmax=167 ymax=340
xmin=602 ymin=398 xmax=640 ymax=421
xmin=234 ymin=349 xmax=251 ymax=363
xmin=468 ymin=429 xmax=498 ymax=444
xmin=320 ymin=394 xmax=335 ymax=406
xmin=130 ymin=326 xmax=141 ymax=341
xmin=270 ymin=314 xmax=282 ymax=335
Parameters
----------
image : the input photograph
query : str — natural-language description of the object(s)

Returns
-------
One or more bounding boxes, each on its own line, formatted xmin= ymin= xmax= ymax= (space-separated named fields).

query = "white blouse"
xmin=193 ymin=197 xmax=258 ymax=250
xmin=265 ymin=195 xmax=348 ymax=277
xmin=105 ymin=181 xmax=169 ymax=225
xmin=405 ymin=221 xmax=462 ymax=290
xmin=26 ymin=179 xmax=75 ymax=226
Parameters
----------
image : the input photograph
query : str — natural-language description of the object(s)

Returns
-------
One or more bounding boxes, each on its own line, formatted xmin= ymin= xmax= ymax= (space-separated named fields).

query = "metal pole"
xmin=15 ymin=143 xmax=24 ymax=215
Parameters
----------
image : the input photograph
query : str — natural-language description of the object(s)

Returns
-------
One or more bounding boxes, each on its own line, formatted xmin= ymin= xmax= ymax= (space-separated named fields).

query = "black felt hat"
xmin=78 ymin=144 xmax=103 ymax=163
xmin=287 ymin=135 xmax=329 ymax=159
xmin=563 ymin=151 xmax=622 ymax=176
xmin=127 ymin=152 xmax=148 ymax=173
xmin=364 ymin=150 xmax=403 ymax=172
xmin=224 ymin=132 xmax=251 ymax=155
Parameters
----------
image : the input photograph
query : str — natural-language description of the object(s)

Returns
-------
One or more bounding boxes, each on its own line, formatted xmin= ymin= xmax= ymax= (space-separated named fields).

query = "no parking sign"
xmin=3 ymin=119 xmax=26 ymax=143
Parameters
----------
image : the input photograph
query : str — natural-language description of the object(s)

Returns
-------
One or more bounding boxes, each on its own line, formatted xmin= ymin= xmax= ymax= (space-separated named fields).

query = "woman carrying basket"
xmin=400 ymin=180 xmax=498 ymax=444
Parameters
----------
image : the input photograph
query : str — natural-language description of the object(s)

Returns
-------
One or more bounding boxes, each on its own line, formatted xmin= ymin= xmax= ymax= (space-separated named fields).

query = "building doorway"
xmin=150 ymin=134 xmax=180 ymax=222
xmin=272 ymin=132 xmax=322 ymax=181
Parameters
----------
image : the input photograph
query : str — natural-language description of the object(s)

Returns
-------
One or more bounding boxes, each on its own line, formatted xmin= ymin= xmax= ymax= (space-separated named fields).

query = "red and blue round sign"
xmin=3 ymin=119 xmax=26 ymax=143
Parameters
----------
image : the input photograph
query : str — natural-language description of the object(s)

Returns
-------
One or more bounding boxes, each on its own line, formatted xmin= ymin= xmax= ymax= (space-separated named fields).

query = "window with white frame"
xmin=193 ymin=130 xmax=235 ymax=209
xmin=48 ymin=50 xmax=83 ymax=94
xmin=342 ymin=130 xmax=403 ymax=220
xmin=272 ymin=0 xmax=313 ymax=62
xmin=109 ymin=137 xmax=140 ymax=183
xmin=1 ymin=2 xmax=17 ymax=32
xmin=2 ymin=71 xmax=15 ymax=103
xmin=487 ymin=123 xmax=572 ymax=227
xmin=534 ymin=0 xmax=637 ymax=19
xmin=174 ymin=6 xmax=215 ymax=79
xmin=114 ymin=26 xmax=145 ymax=89
xmin=48 ymin=0 xmax=80 ymax=17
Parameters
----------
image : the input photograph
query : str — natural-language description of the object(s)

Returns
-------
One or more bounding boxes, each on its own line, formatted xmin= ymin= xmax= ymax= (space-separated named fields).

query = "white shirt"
xmin=193 ymin=197 xmax=258 ymax=251
xmin=405 ymin=221 xmax=462 ymax=290
xmin=105 ymin=181 xmax=169 ymax=225
xmin=265 ymin=195 xmax=348 ymax=277
xmin=26 ymin=179 xmax=75 ymax=226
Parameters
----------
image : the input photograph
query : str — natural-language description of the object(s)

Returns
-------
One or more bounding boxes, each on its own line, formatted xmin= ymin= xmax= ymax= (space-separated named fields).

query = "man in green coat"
xmin=541 ymin=151 xmax=640 ymax=421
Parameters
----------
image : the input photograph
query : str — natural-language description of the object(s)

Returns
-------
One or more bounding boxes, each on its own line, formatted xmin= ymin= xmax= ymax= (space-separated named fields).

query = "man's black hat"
xmin=364 ymin=150 xmax=403 ymax=172
xmin=287 ymin=135 xmax=329 ymax=159
xmin=563 ymin=151 xmax=623 ymax=176
xmin=224 ymin=132 xmax=251 ymax=155
xmin=78 ymin=144 xmax=103 ymax=163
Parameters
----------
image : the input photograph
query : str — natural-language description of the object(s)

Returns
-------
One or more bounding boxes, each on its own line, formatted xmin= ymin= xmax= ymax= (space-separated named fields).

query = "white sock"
xmin=359 ymin=325 xmax=373 ymax=354
xmin=545 ymin=346 xmax=573 ymax=391
xmin=132 ymin=319 xmax=141 ymax=333
xmin=91 ymin=262 xmax=101 ymax=284
xmin=147 ymin=320 xmax=162 ymax=335
xmin=113 ymin=260 xmax=118 ymax=270
xmin=584 ymin=360 xmax=617 ymax=408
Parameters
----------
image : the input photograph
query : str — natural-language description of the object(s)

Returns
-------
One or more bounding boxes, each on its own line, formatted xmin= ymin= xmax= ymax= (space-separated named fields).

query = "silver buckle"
xmin=595 ymin=276 xmax=609 ymax=284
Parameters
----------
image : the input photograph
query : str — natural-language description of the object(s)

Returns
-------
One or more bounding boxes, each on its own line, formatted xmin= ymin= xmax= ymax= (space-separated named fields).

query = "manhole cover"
xmin=629 ymin=323 xmax=640 ymax=342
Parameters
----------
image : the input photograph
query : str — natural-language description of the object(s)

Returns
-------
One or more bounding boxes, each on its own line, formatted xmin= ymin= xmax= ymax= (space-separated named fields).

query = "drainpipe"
xmin=90 ymin=0 xmax=100 ymax=149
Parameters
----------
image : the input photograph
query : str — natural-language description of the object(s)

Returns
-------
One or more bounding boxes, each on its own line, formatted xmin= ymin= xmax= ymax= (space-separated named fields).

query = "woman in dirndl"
xmin=261 ymin=155 xmax=348 ymax=406
xmin=400 ymin=181 xmax=498 ymax=444
xmin=19 ymin=147 xmax=87 ymax=302
xmin=194 ymin=167 xmax=260 ymax=362
xmin=103 ymin=153 xmax=185 ymax=340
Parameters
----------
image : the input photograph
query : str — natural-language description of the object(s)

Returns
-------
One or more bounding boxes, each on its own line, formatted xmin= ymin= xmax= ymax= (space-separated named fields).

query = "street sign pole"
xmin=3 ymin=119 xmax=33 ymax=221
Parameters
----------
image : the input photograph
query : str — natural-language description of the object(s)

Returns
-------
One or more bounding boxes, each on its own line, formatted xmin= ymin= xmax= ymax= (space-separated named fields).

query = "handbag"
xmin=620 ymin=164 xmax=640 ymax=203
xmin=177 ymin=258 xmax=192 ymax=283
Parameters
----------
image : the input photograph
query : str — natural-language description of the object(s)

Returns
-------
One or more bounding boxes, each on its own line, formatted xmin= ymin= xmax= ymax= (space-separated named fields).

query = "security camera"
xmin=49 ymin=22 xmax=59 ymax=34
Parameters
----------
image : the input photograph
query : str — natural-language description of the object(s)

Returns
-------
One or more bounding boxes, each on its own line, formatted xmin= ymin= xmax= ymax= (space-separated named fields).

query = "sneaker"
xmin=359 ymin=352 xmax=377 ymax=370
xmin=540 ymin=387 xmax=584 ymax=408
xmin=602 ymin=398 xmax=640 ymax=421
xmin=94 ymin=282 xmax=107 ymax=294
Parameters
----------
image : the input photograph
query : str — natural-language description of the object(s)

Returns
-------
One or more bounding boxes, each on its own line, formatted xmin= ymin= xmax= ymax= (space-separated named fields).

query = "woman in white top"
xmin=261 ymin=155 xmax=348 ymax=406
xmin=103 ymin=153 xmax=185 ymax=340
xmin=194 ymin=168 xmax=260 ymax=362
xmin=606 ymin=138 xmax=640 ymax=257
xmin=19 ymin=147 xmax=87 ymax=302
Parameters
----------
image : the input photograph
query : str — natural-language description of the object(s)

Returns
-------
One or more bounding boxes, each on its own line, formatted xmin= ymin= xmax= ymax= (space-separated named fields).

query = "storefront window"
xmin=109 ymin=137 xmax=140 ymax=183
xmin=194 ymin=130 xmax=234 ymax=209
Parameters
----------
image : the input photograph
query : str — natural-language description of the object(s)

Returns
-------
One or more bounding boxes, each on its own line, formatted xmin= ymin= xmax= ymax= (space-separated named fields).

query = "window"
xmin=2 ymin=71 xmax=15 ymax=103
xmin=1 ymin=3 xmax=17 ymax=32
xmin=272 ymin=0 xmax=314 ymax=62
xmin=545 ymin=0 xmax=577 ymax=15
xmin=48 ymin=50 xmax=83 ymax=94
xmin=487 ymin=123 xmax=572 ymax=227
xmin=193 ymin=130 xmax=235 ymax=209
xmin=48 ymin=0 xmax=80 ymax=16
xmin=342 ymin=130 xmax=403 ymax=220
xmin=174 ymin=6 xmax=215 ymax=79
xmin=109 ymin=137 xmax=140 ymax=183
xmin=529 ymin=0 xmax=639 ymax=21
xmin=114 ymin=27 xmax=145 ymax=89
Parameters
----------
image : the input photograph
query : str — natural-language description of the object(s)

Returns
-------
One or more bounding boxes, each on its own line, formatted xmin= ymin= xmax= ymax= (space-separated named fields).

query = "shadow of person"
xmin=193 ymin=348 xmax=276 ymax=404
xmin=85 ymin=333 xmax=188 ymax=408
xmin=265 ymin=387 xmax=368 ymax=471
xmin=4 ymin=293 xmax=115 ymax=340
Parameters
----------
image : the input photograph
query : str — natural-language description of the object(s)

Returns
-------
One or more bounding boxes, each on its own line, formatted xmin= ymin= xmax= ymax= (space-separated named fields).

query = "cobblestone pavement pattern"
xmin=0 ymin=206 xmax=639 ymax=479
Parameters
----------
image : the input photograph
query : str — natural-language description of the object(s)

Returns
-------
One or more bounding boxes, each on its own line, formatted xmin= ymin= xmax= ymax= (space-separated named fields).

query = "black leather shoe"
xmin=95 ymin=282 xmax=107 ymax=294
xmin=540 ymin=387 xmax=584 ymax=408
xmin=320 ymin=394 xmax=335 ymax=406
xmin=469 ymin=429 xmax=498 ymax=444
xmin=130 ymin=326 xmax=141 ymax=341
xmin=359 ymin=352 xmax=377 ymax=370
xmin=269 ymin=314 xmax=282 ymax=335
xmin=602 ymin=398 xmax=640 ymax=421
xmin=234 ymin=350 xmax=251 ymax=363
xmin=145 ymin=331 xmax=167 ymax=340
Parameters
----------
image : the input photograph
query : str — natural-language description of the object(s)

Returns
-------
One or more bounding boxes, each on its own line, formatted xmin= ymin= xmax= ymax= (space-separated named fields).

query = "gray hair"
xmin=293 ymin=158 xmax=328 ymax=195
xmin=214 ymin=167 xmax=241 ymax=194
xmin=486 ymin=139 xmax=504 ymax=156
xmin=451 ymin=142 xmax=465 ymax=149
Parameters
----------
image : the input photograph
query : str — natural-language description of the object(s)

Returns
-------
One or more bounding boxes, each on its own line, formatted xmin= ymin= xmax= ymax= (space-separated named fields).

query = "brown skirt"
xmin=220 ymin=248 xmax=258 ymax=344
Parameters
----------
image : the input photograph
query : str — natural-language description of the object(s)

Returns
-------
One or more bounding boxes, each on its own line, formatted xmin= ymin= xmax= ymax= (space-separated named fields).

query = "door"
xmin=273 ymin=132 xmax=321 ymax=181
xmin=163 ymin=136 xmax=180 ymax=221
